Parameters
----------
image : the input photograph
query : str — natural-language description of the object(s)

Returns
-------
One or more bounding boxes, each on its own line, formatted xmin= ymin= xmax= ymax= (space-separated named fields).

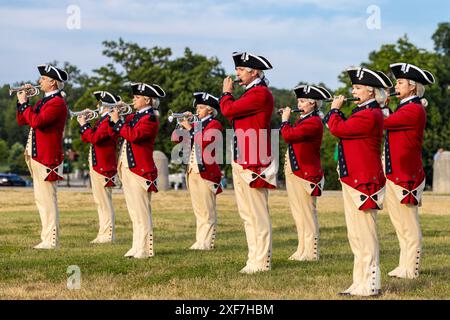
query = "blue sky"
xmin=1 ymin=0 xmax=449 ymax=90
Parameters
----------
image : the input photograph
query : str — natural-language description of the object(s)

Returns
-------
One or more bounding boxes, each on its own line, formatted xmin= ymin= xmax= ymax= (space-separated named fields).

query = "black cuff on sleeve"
xmin=382 ymin=107 xmax=393 ymax=115
xmin=79 ymin=123 xmax=91 ymax=134
xmin=112 ymin=119 xmax=124 ymax=133
xmin=220 ymin=92 xmax=233 ymax=101
xmin=280 ymin=121 xmax=290 ymax=130
xmin=323 ymin=109 xmax=345 ymax=124
xmin=17 ymin=101 xmax=30 ymax=113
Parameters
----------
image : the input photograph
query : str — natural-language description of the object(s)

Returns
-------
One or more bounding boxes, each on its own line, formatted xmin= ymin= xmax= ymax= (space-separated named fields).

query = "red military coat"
xmin=109 ymin=108 xmax=158 ymax=192
xmin=220 ymin=81 xmax=275 ymax=189
xmin=171 ymin=116 xmax=223 ymax=194
xmin=384 ymin=96 xmax=426 ymax=205
xmin=16 ymin=92 xmax=67 ymax=181
xmin=80 ymin=114 xmax=119 ymax=187
xmin=323 ymin=100 xmax=386 ymax=210
xmin=280 ymin=111 xmax=324 ymax=196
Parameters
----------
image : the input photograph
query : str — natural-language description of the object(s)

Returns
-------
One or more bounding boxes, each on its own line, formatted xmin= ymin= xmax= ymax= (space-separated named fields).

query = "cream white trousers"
xmin=285 ymin=161 xmax=319 ymax=261
xmin=232 ymin=162 xmax=272 ymax=270
xmin=90 ymin=169 xmax=115 ymax=242
xmin=25 ymin=155 xmax=59 ymax=248
xmin=385 ymin=179 xmax=422 ymax=279
xmin=118 ymin=163 xmax=153 ymax=258
xmin=187 ymin=171 xmax=217 ymax=250
xmin=341 ymin=182 xmax=381 ymax=296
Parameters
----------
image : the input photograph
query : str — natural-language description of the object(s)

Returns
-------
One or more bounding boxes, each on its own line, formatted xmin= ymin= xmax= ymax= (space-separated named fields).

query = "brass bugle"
xmin=106 ymin=102 xmax=133 ymax=116
xmin=9 ymin=84 xmax=41 ymax=98
xmin=167 ymin=110 xmax=199 ymax=124
xmin=69 ymin=109 xmax=99 ymax=121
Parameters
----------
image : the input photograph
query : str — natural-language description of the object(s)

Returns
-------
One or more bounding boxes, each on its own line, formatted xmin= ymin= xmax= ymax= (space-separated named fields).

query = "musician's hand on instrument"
xmin=17 ymin=90 xmax=27 ymax=104
xmin=382 ymin=97 xmax=390 ymax=110
xmin=110 ymin=109 xmax=120 ymax=123
xmin=281 ymin=107 xmax=291 ymax=122
xmin=381 ymin=107 xmax=391 ymax=119
xmin=77 ymin=115 xmax=87 ymax=126
xmin=184 ymin=111 xmax=194 ymax=118
xmin=223 ymin=76 xmax=234 ymax=93
xmin=180 ymin=119 xmax=192 ymax=130
xmin=331 ymin=95 xmax=345 ymax=110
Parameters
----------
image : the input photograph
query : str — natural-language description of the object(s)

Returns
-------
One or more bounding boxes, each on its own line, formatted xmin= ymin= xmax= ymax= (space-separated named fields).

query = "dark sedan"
xmin=0 ymin=173 xmax=27 ymax=186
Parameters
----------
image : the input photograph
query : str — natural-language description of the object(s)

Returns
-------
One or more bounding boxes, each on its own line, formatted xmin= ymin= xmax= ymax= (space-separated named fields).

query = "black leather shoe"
xmin=369 ymin=290 xmax=382 ymax=297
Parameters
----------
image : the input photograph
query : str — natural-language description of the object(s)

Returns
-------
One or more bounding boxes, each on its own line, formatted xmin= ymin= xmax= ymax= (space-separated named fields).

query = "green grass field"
xmin=0 ymin=188 xmax=449 ymax=299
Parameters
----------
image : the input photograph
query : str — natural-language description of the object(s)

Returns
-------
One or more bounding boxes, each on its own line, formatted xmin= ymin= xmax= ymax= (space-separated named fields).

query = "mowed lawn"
xmin=0 ymin=187 xmax=449 ymax=300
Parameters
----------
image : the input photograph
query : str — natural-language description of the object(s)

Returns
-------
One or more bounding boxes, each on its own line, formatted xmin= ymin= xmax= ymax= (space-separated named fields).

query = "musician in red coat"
xmin=323 ymin=67 xmax=392 ymax=296
xmin=16 ymin=64 xmax=68 ymax=249
xmin=78 ymin=91 xmax=120 ymax=244
xmin=171 ymin=92 xmax=223 ymax=250
xmin=280 ymin=85 xmax=330 ymax=261
xmin=109 ymin=82 xmax=165 ymax=259
xmin=220 ymin=52 xmax=276 ymax=274
xmin=383 ymin=63 xmax=435 ymax=279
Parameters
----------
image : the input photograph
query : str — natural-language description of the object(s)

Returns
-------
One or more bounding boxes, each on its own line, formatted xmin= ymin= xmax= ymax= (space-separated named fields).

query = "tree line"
xmin=0 ymin=23 xmax=449 ymax=190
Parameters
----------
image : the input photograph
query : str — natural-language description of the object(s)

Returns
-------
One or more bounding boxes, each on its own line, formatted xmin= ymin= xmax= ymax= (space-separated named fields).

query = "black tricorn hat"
xmin=346 ymin=67 xmax=392 ymax=88
xmin=37 ymin=64 xmax=69 ymax=82
xmin=192 ymin=92 xmax=219 ymax=117
xmin=192 ymin=92 xmax=220 ymax=109
xmin=131 ymin=82 xmax=166 ymax=98
xmin=93 ymin=91 xmax=121 ymax=105
xmin=293 ymin=85 xmax=332 ymax=100
xmin=232 ymin=52 xmax=273 ymax=70
xmin=390 ymin=63 xmax=435 ymax=85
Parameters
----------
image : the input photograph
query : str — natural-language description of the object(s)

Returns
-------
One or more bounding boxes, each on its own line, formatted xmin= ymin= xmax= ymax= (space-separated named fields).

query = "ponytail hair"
xmin=56 ymin=81 xmax=67 ymax=98
xmin=374 ymin=87 xmax=387 ymax=106
xmin=367 ymin=86 xmax=387 ymax=106
xmin=152 ymin=97 xmax=160 ymax=116
xmin=244 ymin=68 xmax=270 ymax=86
xmin=409 ymin=80 xmax=428 ymax=107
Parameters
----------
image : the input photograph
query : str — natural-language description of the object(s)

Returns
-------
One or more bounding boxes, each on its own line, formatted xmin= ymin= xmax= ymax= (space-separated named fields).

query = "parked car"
xmin=0 ymin=173 xmax=27 ymax=187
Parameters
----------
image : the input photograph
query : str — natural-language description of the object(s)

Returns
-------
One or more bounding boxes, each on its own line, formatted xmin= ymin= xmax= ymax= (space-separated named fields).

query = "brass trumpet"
xmin=70 ymin=102 xmax=133 ymax=122
xmin=167 ymin=110 xmax=199 ymax=128
xmin=9 ymin=84 xmax=41 ymax=98
xmin=106 ymin=102 xmax=133 ymax=116
xmin=69 ymin=109 xmax=99 ymax=121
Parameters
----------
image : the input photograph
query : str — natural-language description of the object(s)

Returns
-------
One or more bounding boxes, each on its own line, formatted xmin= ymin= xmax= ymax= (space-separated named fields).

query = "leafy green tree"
xmin=433 ymin=22 xmax=450 ymax=55
xmin=0 ymin=138 xmax=8 ymax=164
xmin=8 ymin=142 xmax=28 ymax=174
xmin=0 ymin=85 xmax=30 ymax=148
